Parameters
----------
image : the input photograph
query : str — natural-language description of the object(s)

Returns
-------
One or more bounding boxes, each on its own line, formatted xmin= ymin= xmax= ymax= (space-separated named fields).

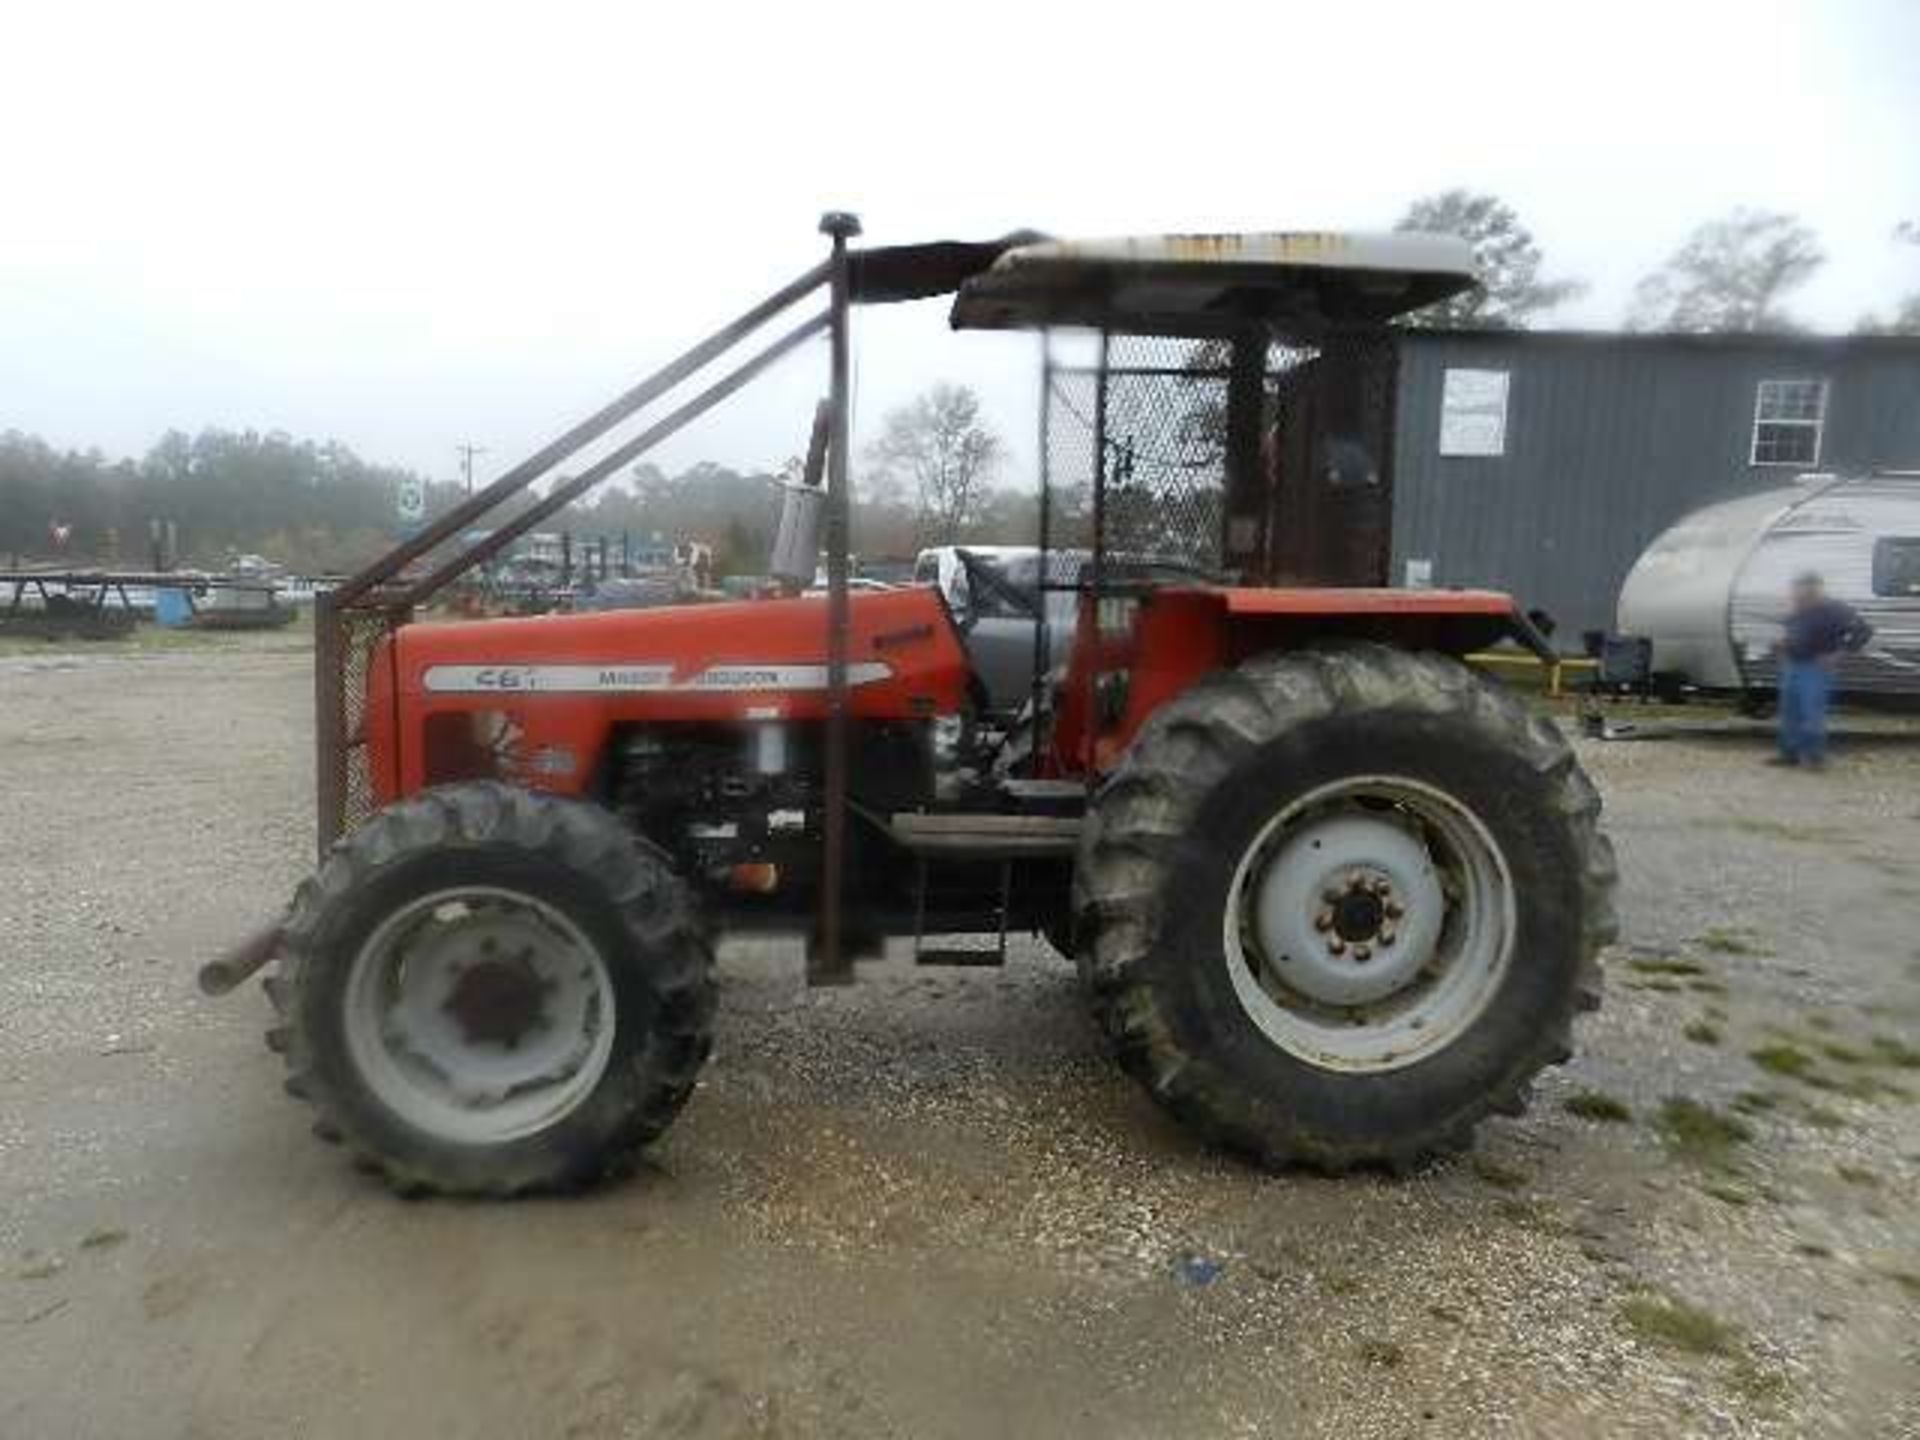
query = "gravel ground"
xmin=2 ymin=641 xmax=1918 ymax=1438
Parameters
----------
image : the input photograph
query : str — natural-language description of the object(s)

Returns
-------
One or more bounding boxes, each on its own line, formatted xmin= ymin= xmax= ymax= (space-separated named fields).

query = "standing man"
xmin=1772 ymin=571 xmax=1873 ymax=769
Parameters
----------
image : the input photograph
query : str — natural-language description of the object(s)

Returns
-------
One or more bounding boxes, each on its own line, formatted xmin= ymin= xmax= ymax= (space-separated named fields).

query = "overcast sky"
xmin=3 ymin=0 xmax=1915 ymax=493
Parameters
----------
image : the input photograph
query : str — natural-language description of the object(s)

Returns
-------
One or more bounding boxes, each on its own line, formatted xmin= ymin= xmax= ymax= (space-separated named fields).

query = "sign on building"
xmin=1439 ymin=368 xmax=1510 ymax=457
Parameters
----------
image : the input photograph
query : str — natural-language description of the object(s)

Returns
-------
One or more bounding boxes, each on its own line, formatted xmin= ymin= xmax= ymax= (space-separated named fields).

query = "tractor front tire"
xmin=270 ymin=782 xmax=714 ymax=1197
xmin=1074 ymin=644 xmax=1616 ymax=1173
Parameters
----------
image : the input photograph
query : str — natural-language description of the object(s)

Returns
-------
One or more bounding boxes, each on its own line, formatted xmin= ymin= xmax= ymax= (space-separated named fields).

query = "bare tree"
xmin=1855 ymin=220 xmax=1920 ymax=336
xmin=1394 ymin=189 xmax=1584 ymax=329
xmin=1628 ymin=209 xmax=1825 ymax=333
xmin=867 ymin=383 xmax=1003 ymax=544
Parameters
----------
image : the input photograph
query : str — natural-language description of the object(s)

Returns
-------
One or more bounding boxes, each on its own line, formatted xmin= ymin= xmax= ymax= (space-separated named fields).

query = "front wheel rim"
xmin=343 ymin=886 xmax=618 ymax=1144
xmin=1221 ymin=775 xmax=1515 ymax=1074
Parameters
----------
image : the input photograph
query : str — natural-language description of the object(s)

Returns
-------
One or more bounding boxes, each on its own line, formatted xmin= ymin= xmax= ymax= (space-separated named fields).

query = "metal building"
xmin=1387 ymin=330 xmax=1920 ymax=643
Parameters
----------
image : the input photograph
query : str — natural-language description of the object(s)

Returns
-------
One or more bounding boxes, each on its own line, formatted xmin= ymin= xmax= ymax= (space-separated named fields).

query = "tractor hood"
xmin=363 ymin=588 xmax=971 ymax=806
xmin=386 ymin=588 xmax=969 ymax=718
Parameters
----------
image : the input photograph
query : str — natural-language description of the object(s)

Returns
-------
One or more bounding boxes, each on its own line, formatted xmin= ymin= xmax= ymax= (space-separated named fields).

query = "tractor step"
xmin=889 ymin=812 xmax=1081 ymax=858
xmin=997 ymin=778 xmax=1086 ymax=814
xmin=909 ymin=855 xmax=1014 ymax=970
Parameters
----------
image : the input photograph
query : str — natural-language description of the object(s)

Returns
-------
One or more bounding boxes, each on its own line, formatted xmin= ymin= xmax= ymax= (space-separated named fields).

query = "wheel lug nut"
xmin=1378 ymin=927 xmax=1397 ymax=947
xmin=1321 ymin=885 xmax=1342 ymax=904
xmin=1371 ymin=877 xmax=1392 ymax=896
xmin=1383 ymin=900 xmax=1404 ymax=920
xmin=1328 ymin=936 xmax=1346 ymax=955
xmin=1352 ymin=944 xmax=1372 ymax=963
xmin=1314 ymin=909 xmax=1334 ymax=931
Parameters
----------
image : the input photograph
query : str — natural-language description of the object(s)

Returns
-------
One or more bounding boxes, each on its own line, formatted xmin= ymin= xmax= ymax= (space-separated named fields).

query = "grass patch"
xmin=1357 ymin=1337 xmax=1405 ymax=1368
xmin=1799 ymin=1103 xmax=1848 ymax=1130
xmin=0 ymin=620 xmax=308 ymax=658
xmin=1728 ymin=1357 xmax=1792 ymax=1405
xmin=1834 ymin=1072 xmax=1910 ymax=1102
xmin=1794 ymin=1241 xmax=1832 ymax=1258
xmin=78 ymin=1227 xmax=127 ymax=1250
xmin=1619 ymin=1295 xmax=1740 ymax=1356
xmin=1699 ymin=927 xmax=1770 ymax=957
xmin=1817 ymin=1041 xmax=1871 ymax=1067
xmin=1689 ymin=978 xmax=1731 ymax=996
xmin=1881 ymin=1269 xmax=1920 ymax=1298
xmin=1626 ymin=978 xmax=1685 ymax=993
xmin=1684 ymin=1021 xmax=1723 ymax=1046
xmin=1629 ymin=956 xmax=1708 ymax=978
xmin=1564 ymin=1090 xmax=1633 ymax=1123
xmin=1471 ymin=1157 xmax=1528 ymax=1191
xmin=1750 ymin=1043 xmax=1818 ymax=1081
xmin=1869 ymin=1035 xmax=1920 ymax=1069
xmin=1492 ymin=1196 xmax=1561 ymax=1231
xmin=1656 ymin=1097 xmax=1753 ymax=1167
xmin=1713 ymin=817 xmax=1842 ymax=845
xmin=1699 ymin=1180 xmax=1753 ymax=1207
xmin=1836 ymin=1165 xmax=1880 ymax=1188
xmin=1733 ymin=1089 xmax=1781 ymax=1114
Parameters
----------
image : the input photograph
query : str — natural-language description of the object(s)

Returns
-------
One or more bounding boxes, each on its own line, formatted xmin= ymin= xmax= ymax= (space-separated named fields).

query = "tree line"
xmin=0 ymin=428 xmax=455 ymax=574
xmin=0 ymin=423 xmax=1046 ymax=575
xmin=1395 ymin=190 xmax=1919 ymax=335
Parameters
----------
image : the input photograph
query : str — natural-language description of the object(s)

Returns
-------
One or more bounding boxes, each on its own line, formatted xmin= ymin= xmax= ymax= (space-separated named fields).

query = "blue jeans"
xmin=1778 ymin=660 xmax=1832 ymax=763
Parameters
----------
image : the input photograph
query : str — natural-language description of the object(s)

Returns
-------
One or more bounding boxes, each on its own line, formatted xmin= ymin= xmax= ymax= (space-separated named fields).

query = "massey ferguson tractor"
xmin=202 ymin=217 xmax=1616 ymax=1196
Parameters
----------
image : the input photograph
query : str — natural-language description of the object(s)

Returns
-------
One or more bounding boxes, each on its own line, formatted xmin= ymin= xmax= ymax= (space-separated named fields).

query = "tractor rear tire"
xmin=270 ymin=782 xmax=714 ymax=1197
xmin=1073 ymin=644 xmax=1615 ymax=1173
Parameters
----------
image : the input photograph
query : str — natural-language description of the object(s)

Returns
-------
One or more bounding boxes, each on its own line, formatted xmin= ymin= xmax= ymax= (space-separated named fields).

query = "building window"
xmin=1873 ymin=537 xmax=1920 ymax=598
xmin=1750 ymin=378 xmax=1828 ymax=466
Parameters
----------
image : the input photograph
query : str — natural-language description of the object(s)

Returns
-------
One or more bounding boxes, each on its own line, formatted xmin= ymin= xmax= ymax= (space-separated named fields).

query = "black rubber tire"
xmin=1041 ymin=914 xmax=1078 ymax=963
xmin=269 ymin=782 xmax=715 ymax=1197
xmin=1073 ymin=644 xmax=1616 ymax=1173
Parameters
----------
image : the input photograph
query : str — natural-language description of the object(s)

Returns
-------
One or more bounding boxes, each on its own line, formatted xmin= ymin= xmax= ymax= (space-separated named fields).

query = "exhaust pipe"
xmin=198 ymin=919 xmax=286 ymax=997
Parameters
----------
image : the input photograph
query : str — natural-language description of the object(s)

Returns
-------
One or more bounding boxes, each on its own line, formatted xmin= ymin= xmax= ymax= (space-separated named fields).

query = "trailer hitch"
xmin=198 ymin=918 xmax=286 ymax=998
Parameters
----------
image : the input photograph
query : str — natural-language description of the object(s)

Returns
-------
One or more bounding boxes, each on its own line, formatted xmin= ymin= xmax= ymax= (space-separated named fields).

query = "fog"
xmin=3 ymin=0 xmax=1915 ymax=487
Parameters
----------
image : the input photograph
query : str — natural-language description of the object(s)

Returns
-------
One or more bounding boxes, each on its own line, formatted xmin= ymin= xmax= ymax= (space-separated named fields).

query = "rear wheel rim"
xmin=344 ymin=886 xmax=617 ymax=1144
xmin=1221 ymin=775 xmax=1514 ymax=1074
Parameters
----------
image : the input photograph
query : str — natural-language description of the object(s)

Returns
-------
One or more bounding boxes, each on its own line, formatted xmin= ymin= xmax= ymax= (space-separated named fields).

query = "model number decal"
xmin=422 ymin=662 xmax=893 ymax=694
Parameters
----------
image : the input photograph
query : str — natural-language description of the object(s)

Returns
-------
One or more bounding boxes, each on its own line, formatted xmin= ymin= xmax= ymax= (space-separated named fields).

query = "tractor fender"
xmin=1056 ymin=586 xmax=1553 ymax=773
xmin=1207 ymin=586 xmax=1552 ymax=660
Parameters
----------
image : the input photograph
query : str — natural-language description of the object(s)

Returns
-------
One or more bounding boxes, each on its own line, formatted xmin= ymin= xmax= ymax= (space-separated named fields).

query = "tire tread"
xmin=273 ymin=781 xmax=715 ymax=1198
xmin=1073 ymin=643 xmax=1614 ymax=1173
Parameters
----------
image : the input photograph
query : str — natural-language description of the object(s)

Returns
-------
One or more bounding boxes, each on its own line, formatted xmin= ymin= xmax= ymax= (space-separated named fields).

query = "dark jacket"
xmin=1781 ymin=598 xmax=1874 ymax=663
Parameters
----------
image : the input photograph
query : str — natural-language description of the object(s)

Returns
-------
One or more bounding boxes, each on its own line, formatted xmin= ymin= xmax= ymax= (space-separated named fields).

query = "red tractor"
xmin=204 ymin=218 xmax=1615 ymax=1196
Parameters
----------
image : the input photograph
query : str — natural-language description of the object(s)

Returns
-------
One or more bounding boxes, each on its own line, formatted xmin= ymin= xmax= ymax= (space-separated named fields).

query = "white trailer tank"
xmin=1616 ymin=472 xmax=1920 ymax=701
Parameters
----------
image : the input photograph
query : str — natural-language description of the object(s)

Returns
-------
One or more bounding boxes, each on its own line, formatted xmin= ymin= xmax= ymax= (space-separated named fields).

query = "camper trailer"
xmin=1615 ymin=472 xmax=1920 ymax=704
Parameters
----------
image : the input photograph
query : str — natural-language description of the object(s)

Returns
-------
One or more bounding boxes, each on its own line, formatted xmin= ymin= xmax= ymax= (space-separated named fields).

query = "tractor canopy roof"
xmin=948 ymin=231 xmax=1476 ymax=338
xmin=843 ymin=229 xmax=1476 ymax=337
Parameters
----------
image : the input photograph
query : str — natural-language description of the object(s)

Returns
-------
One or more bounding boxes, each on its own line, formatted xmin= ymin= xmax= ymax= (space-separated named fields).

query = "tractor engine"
xmin=612 ymin=726 xmax=817 ymax=892
xmin=609 ymin=720 xmax=944 ymax=902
